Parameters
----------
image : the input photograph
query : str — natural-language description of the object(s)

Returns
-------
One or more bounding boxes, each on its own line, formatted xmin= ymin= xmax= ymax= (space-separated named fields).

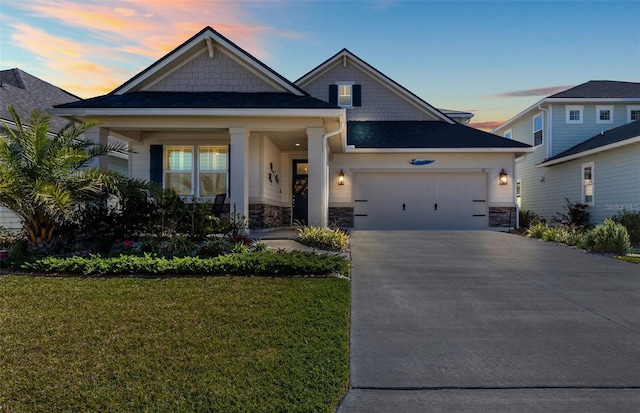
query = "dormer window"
xmin=329 ymin=83 xmax=362 ymax=108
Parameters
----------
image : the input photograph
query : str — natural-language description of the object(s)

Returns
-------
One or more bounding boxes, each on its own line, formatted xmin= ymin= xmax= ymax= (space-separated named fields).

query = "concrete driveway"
xmin=338 ymin=231 xmax=640 ymax=412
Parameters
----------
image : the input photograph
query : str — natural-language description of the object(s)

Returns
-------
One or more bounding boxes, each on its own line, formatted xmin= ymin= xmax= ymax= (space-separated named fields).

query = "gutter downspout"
xmin=321 ymin=119 xmax=345 ymax=227
xmin=537 ymin=104 xmax=550 ymax=158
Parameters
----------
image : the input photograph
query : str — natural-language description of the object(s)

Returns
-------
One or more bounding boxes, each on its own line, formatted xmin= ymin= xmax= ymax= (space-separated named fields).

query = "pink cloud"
xmin=468 ymin=120 xmax=506 ymax=132
xmin=9 ymin=0 xmax=305 ymax=96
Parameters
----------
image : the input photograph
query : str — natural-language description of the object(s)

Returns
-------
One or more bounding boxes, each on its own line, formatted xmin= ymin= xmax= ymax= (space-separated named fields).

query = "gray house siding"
xmin=550 ymin=103 xmax=632 ymax=157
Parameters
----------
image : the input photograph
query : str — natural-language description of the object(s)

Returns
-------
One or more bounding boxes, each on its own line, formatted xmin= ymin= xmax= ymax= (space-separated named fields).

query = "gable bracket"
xmin=205 ymin=38 xmax=215 ymax=58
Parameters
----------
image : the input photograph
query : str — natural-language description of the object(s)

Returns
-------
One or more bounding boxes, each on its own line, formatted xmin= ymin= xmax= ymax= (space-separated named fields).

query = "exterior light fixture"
xmin=338 ymin=169 xmax=345 ymax=185
xmin=499 ymin=169 xmax=508 ymax=185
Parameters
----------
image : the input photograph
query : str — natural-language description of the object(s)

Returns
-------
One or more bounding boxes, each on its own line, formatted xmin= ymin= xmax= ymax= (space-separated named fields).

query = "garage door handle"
xmin=434 ymin=203 xmax=438 ymax=211
xmin=402 ymin=203 xmax=406 ymax=211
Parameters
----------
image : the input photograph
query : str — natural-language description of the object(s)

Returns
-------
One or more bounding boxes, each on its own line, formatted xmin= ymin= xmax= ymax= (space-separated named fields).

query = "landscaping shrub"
xmin=297 ymin=226 xmax=350 ymax=252
xmin=611 ymin=210 xmax=640 ymax=246
xmin=165 ymin=235 xmax=197 ymax=254
xmin=19 ymin=251 xmax=350 ymax=277
xmin=526 ymin=222 xmax=548 ymax=239
xmin=518 ymin=209 xmax=542 ymax=229
xmin=197 ymin=238 xmax=231 ymax=257
xmin=553 ymin=198 xmax=590 ymax=228
xmin=586 ymin=219 xmax=631 ymax=255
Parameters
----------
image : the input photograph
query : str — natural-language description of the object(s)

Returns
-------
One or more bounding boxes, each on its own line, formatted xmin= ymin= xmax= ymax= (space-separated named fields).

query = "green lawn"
xmin=616 ymin=255 xmax=640 ymax=264
xmin=0 ymin=275 xmax=350 ymax=412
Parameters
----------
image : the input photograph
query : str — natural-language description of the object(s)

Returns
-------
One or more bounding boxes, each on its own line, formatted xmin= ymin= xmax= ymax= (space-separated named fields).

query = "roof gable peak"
xmin=112 ymin=26 xmax=306 ymax=96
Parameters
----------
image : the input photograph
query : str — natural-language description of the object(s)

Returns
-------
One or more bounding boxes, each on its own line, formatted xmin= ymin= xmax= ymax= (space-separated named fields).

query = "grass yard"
xmin=616 ymin=255 xmax=640 ymax=264
xmin=0 ymin=275 xmax=350 ymax=412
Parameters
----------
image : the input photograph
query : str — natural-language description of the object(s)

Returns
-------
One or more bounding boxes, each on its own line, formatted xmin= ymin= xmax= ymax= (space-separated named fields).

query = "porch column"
xmin=307 ymin=127 xmax=327 ymax=227
xmin=84 ymin=127 xmax=110 ymax=170
xmin=229 ymin=127 xmax=250 ymax=232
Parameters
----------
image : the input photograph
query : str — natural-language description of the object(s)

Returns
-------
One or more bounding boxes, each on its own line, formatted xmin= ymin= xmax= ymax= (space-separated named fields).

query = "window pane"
xmin=505 ymin=131 xmax=512 ymax=139
xmin=199 ymin=172 xmax=226 ymax=196
xmin=599 ymin=110 xmax=610 ymax=121
xmin=569 ymin=110 xmax=580 ymax=121
xmin=534 ymin=130 xmax=543 ymax=146
xmin=338 ymin=85 xmax=351 ymax=106
xmin=165 ymin=146 xmax=193 ymax=171
xmin=584 ymin=167 xmax=592 ymax=180
xmin=534 ymin=115 xmax=543 ymax=131
xmin=165 ymin=172 xmax=192 ymax=195
xmin=631 ymin=110 xmax=640 ymax=121
xmin=199 ymin=146 xmax=227 ymax=171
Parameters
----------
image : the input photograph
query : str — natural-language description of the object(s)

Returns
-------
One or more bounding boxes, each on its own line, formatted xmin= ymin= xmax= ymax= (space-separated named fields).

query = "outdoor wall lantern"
xmin=499 ymin=169 xmax=508 ymax=185
xmin=338 ymin=170 xmax=345 ymax=185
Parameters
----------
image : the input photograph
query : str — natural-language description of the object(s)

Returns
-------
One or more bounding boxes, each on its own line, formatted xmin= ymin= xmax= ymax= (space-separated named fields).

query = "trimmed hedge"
xmin=19 ymin=251 xmax=350 ymax=277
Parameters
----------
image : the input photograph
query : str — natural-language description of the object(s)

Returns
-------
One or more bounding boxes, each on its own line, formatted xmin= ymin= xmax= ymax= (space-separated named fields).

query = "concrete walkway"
xmin=338 ymin=231 xmax=640 ymax=412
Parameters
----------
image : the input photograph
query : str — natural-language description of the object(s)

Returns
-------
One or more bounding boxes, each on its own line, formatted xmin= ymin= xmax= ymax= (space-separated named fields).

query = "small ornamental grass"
xmin=586 ymin=218 xmax=631 ymax=255
xmin=296 ymin=226 xmax=350 ymax=252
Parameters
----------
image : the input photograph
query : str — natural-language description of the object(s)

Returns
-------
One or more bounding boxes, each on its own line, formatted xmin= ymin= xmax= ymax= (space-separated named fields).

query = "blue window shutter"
xmin=353 ymin=84 xmax=362 ymax=106
xmin=150 ymin=145 xmax=163 ymax=184
xmin=329 ymin=85 xmax=338 ymax=105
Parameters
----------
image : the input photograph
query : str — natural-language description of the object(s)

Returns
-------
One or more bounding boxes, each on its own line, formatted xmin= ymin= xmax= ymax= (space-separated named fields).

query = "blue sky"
xmin=1 ymin=0 xmax=639 ymax=129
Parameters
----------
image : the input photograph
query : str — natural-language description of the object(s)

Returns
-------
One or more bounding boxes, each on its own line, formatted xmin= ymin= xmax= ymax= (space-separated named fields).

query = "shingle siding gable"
xmin=146 ymin=48 xmax=280 ymax=93
xmin=300 ymin=61 xmax=439 ymax=121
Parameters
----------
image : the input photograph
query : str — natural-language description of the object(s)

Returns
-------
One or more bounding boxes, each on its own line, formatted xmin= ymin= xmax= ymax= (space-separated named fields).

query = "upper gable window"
xmin=329 ymin=83 xmax=361 ymax=108
xmin=338 ymin=84 xmax=352 ymax=107
xmin=533 ymin=113 xmax=543 ymax=147
xmin=596 ymin=105 xmax=613 ymax=124
xmin=504 ymin=130 xmax=512 ymax=139
xmin=566 ymin=105 xmax=583 ymax=124
xmin=628 ymin=105 xmax=640 ymax=123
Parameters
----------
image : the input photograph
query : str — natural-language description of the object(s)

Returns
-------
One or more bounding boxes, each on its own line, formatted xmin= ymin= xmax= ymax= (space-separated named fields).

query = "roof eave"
xmin=49 ymin=107 xmax=346 ymax=118
xmin=344 ymin=146 xmax=535 ymax=154
xmin=537 ymin=135 xmax=640 ymax=167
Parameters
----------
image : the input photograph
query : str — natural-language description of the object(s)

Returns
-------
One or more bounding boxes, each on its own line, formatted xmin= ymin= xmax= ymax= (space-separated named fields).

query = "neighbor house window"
xmin=516 ymin=179 xmax=522 ymax=208
xmin=582 ymin=162 xmax=594 ymax=206
xmin=164 ymin=145 xmax=227 ymax=197
xmin=338 ymin=84 xmax=352 ymax=107
xmin=566 ymin=105 xmax=583 ymax=124
xmin=533 ymin=113 xmax=543 ymax=146
xmin=596 ymin=105 xmax=613 ymax=124
xmin=627 ymin=105 xmax=640 ymax=123
xmin=504 ymin=130 xmax=512 ymax=139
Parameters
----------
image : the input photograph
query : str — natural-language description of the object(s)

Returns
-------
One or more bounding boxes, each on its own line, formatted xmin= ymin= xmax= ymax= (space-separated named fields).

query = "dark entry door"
xmin=292 ymin=160 xmax=308 ymax=225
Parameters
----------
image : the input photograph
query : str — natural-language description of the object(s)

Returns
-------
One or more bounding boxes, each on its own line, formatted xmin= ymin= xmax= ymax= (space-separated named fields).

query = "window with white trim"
xmin=516 ymin=179 xmax=522 ymax=208
xmin=504 ymin=130 xmax=512 ymax=139
xmin=566 ymin=105 xmax=583 ymax=124
xmin=582 ymin=162 xmax=594 ymax=206
xmin=338 ymin=84 xmax=352 ymax=107
xmin=164 ymin=145 xmax=227 ymax=197
xmin=596 ymin=105 xmax=613 ymax=124
xmin=533 ymin=113 xmax=543 ymax=147
xmin=627 ymin=105 xmax=640 ymax=123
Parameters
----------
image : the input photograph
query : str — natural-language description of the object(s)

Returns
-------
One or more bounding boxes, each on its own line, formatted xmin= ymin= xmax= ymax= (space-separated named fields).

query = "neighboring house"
xmin=493 ymin=81 xmax=640 ymax=224
xmin=52 ymin=26 xmax=531 ymax=231
xmin=0 ymin=68 xmax=129 ymax=231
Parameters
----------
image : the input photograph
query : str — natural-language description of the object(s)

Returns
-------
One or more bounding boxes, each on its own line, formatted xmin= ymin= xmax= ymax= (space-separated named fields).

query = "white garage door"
xmin=354 ymin=172 xmax=488 ymax=230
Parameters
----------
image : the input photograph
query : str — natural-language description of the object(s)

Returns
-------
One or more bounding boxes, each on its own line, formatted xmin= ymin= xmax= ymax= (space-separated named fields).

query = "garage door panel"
xmin=354 ymin=172 xmax=487 ymax=230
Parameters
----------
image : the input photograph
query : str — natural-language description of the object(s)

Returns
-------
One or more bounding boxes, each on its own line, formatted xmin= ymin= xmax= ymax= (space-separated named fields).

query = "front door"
xmin=292 ymin=160 xmax=308 ymax=225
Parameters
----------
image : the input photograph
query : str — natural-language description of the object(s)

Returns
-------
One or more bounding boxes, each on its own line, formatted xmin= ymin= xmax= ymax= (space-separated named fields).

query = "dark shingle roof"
xmin=543 ymin=120 xmax=640 ymax=163
xmin=1 ymin=68 xmax=80 ymax=132
xmin=347 ymin=121 xmax=531 ymax=149
xmin=548 ymin=81 xmax=640 ymax=99
xmin=54 ymin=91 xmax=340 ymax=109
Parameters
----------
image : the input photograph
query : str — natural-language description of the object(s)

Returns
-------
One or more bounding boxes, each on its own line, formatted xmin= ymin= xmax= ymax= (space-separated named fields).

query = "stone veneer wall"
xmin=489 ymin=207 xmax=517 ymax=228
xmin=248 ymin=204 xmax=291 ymax=229
xmin=329 ymin=207 xmax=354 ymax=229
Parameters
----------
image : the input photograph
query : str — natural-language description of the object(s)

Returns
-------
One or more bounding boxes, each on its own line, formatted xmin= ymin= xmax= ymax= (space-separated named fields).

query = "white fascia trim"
xmin=537 ymin=135 xmax=640 ymax=167
xmin=344 ymin=147 xmax=535 ymax=154
xmin=115 ymin=30 xmax=303 ymax=96
xmin=49 ymin=108 xmax=346 ymax=118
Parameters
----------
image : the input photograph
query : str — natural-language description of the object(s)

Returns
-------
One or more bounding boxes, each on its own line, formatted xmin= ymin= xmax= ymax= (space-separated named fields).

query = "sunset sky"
xmin=1 ymin=0 xmax=639 ymax=130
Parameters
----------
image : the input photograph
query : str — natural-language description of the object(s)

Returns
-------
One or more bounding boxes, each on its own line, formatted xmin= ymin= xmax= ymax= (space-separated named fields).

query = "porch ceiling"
xmin=262 ymin=130 xmax=308 ymax=151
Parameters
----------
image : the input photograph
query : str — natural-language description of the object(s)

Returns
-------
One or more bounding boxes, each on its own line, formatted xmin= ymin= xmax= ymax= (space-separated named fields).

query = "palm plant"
xmin=0 ymin=105 xmax=147 ymax=252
